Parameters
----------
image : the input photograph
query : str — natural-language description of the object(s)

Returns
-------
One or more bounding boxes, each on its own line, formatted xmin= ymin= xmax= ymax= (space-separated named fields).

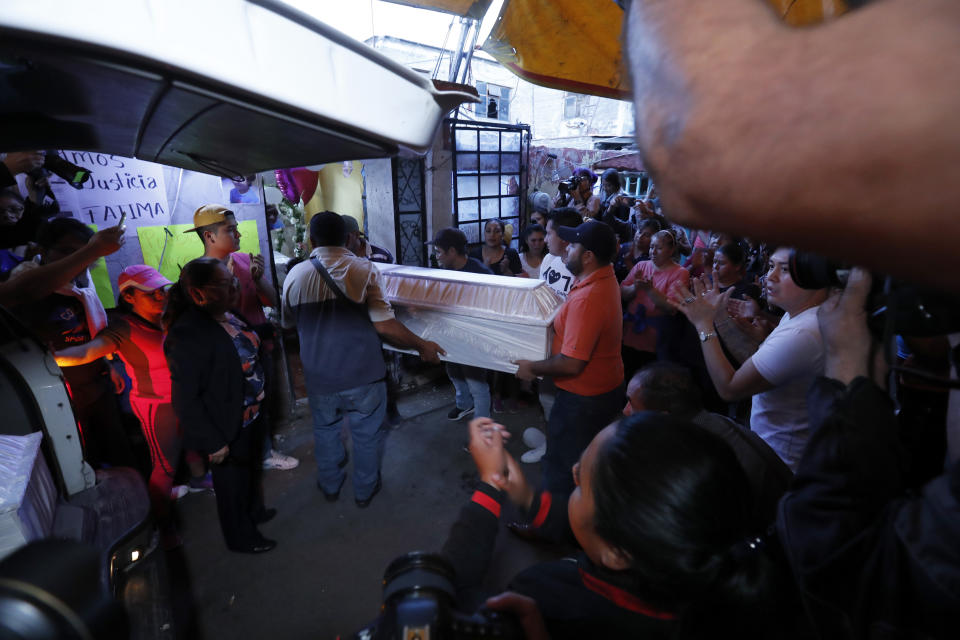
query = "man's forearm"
xmin=374 ymin=317 xmax=427 ymax=351
xmin=626 ymin=0 xmax=960 ymax=292
xmin=0 ymin=244 xmax=102 ymax=306
xmin=694 ymin=321 xmax=740 ymax=401
xmin=255 ymin=278 xmax=278 ymax=307
xmin=529 ymin=354 xmax=584 ymax=379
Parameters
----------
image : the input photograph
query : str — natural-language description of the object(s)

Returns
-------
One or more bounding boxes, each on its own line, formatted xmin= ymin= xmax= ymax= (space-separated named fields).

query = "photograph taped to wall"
xmin=223 ymin=175 xmax=261 ymax=204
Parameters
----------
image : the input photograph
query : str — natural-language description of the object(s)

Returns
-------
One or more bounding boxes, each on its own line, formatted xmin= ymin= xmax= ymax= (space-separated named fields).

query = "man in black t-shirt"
xmin=427 ymin=228 xmax=493 ymax=420
xmin=429 ymin=227 xmax=492 ymax=275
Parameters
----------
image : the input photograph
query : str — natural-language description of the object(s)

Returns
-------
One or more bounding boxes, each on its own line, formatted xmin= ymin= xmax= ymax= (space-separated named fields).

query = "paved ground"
xmin=164 ymin=381 xmax=561 ymax=639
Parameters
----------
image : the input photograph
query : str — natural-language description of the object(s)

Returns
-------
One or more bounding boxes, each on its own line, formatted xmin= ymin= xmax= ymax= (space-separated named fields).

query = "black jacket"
xmin=164 ymin=306 xmax=249 ymax=454
xmin=778 ymin=377 xmax=960 ymax=639
xmin=441 ymin=484 xmax=677 ymax=640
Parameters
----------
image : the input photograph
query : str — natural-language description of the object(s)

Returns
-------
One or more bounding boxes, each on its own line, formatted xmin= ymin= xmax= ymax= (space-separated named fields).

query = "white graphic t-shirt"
xmin=540 ymin=253 xmax=575 ymax=300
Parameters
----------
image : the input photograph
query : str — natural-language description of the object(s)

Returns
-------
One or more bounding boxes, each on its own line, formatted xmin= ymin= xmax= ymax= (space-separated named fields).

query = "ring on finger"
xmin=684 ymin=297 xmax=695 ymax=304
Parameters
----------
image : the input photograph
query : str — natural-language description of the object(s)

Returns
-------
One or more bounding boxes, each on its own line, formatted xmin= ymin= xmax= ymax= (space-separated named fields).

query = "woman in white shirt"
xmin=669 ymin=247 xmax=829 ymax=470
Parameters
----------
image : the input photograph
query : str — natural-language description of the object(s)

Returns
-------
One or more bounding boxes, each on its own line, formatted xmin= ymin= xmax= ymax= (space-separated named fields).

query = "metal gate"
xmin=392 ymin=156 xmax=428 ymax=266
xmin=449 ymin=118 xmax=530 ymax=249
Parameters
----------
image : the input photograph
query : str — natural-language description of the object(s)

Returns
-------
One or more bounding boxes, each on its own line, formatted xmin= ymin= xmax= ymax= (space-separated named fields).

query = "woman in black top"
xmin=163 ymin=257 xmax=276 ymax=554
xmin=442 ymin=414 xmax=802 ymax=639
xmin=471 ymin=219 xmax=522 ymax=276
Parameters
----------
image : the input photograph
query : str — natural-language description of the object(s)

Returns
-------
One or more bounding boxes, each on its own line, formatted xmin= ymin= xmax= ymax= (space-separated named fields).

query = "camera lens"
xmin=382 ymin=552 xmax=456 ymax=605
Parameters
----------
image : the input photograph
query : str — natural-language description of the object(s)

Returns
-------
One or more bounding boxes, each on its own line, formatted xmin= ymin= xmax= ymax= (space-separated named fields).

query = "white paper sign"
xmin=47 ymin=151 xmax=169 ymax=228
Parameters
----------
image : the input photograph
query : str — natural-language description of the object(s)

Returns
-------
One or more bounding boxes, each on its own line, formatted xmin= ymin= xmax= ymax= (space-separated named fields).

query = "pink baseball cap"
xmin=118 ymin=265 xmax=172 ymax=293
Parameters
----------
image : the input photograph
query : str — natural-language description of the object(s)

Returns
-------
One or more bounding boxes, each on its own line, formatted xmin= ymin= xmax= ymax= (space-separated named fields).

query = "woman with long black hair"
xmin=163 ymin=257 xmax=276 ymax=553
xmin=443 ymin=413 xmax=802 ymax=639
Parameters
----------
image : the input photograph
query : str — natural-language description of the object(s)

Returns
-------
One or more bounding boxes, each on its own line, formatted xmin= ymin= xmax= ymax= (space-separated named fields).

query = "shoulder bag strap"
xmin=310 ymin=256 xmax=362 ymax=308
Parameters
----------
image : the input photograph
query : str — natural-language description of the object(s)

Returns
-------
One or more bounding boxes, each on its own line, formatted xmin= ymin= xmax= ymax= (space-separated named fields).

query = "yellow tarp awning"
xmin=388 ymin=0 xmax=850 ymax=100
xmin=380 ymin=0 xmax=490 ymax=19
xmin=482 ymin=0 xmax=629 ymax=100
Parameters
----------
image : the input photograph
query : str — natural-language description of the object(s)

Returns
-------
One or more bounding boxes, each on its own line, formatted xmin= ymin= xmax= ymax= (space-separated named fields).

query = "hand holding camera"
xmin=817 ymin=267 xmax=874 ymax=386
xmin=3 ymin=151 xmax=45 ymax=176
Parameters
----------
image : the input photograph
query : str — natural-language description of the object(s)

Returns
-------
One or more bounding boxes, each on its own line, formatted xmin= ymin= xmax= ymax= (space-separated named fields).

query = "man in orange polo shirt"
xmin=515 ymin=220 xmax=625 ymax=500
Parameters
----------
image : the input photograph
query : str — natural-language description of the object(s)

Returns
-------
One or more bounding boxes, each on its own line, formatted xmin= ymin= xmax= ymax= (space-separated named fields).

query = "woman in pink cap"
xmin=54 ymin=264 xmax=205 ymax=548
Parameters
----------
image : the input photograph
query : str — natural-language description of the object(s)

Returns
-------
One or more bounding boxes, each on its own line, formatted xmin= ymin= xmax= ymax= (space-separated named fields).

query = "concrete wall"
xmin=362 ymin=158 xmax=397 ymax=257
xmin=427 ymin=140 xmax=455 ymax=242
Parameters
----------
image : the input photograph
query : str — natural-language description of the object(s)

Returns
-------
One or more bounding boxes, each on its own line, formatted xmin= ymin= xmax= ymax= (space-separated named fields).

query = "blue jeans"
xmin=446 ymin=363 xmax=491 ymax=419
xmin=308 ymin=380 xmax=387 ymax=500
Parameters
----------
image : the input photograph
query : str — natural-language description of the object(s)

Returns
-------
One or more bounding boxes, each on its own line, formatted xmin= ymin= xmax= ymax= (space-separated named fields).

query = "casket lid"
xmin=375 ymin=264 xmax=562 ymax=326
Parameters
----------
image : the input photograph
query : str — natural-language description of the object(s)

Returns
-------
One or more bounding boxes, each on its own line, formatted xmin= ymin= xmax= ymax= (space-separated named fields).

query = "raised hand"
xmin=87 ymin=225 xmax=126 ymax=258
xmin=817 ymin=268 xmax=874 ymax=385
xmin=669 ymin=275 xmax=733 ymax=332
xmin=2 ymin=151 xmax=45 ymax=175
xmin=467 ymin=418 xmax=510 ymax=486
xmin=492 ymin=448 xmax=534 ymax=510
xmin=727 ymin=296 xmax=759 ymax=322
xmin=250 ymin=253 xmax=265 ymax=281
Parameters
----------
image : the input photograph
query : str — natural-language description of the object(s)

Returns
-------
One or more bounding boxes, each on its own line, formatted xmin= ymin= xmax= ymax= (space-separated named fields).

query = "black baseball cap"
xmin=426 ymin=227 xmax=467 ymax=253
xmin=557 ymin=220 xmax=618 ymax=262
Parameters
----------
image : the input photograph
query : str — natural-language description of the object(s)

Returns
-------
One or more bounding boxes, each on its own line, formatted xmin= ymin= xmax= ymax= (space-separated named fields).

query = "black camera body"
xmin=26 ymin=151 xmax=91 ymax=190
xmin=351 ymin=552 xmax=522 ymax=640
xmin=788 ymin=250 xmax=960 ymax=336
xmin=557 ymin=176 xmax=581 ymax=194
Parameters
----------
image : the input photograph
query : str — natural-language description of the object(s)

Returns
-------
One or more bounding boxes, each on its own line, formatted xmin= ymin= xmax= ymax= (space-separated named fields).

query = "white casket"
xmin=375 ymin=264 xmax=562 ymax=373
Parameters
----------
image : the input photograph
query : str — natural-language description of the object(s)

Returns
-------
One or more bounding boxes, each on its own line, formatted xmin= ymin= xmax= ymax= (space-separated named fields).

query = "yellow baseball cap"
xmin=183 ymin=204 xmax=234 ymax=233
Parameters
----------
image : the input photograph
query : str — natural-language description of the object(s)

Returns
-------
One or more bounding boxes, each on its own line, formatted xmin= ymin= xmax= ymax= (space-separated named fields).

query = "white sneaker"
xmin=170 ymin=485 xmax=189 ymax=500
xmin=521 ymin=443 xmax=547 ymax=464
xmin=263 ymin=449 xmax=299 ymax=470
xmin=522 ymin=427 xmax=546 ymax=449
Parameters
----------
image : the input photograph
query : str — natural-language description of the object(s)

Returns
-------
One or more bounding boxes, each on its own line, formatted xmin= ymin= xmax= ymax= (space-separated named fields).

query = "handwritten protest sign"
xmin=48 ymin=151 xmax=169 ymax=227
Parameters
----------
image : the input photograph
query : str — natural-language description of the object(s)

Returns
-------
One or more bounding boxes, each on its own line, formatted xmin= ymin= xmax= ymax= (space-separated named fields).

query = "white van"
xmin=0 ymin=2 xmax=475 ymax=637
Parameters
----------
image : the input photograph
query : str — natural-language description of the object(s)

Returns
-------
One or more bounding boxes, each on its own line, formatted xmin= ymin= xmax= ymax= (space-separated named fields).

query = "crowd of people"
xmin=0 ymin=159 xmax=303 ymax=552
xmin=3 ymin=0 xmax=958 ymax=633
xmin=437 ymin=0 xmax=960 ymax=636
xmin=433 ymin=170 xmax=957 ymax=637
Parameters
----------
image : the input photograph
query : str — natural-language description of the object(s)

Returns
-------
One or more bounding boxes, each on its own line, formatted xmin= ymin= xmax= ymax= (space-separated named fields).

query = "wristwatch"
xmin=699 ymin=330 xmax=717 ymax=343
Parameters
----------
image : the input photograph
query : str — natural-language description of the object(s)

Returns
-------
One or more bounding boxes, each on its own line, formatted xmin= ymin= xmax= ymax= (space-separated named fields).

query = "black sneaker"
xmin=355 ymin=475 xmax=382 ymax=508
xmin=319 ymin=475 xmax=346 ymax=502
xmin=447 ymin=406 xmax=474 ymax=421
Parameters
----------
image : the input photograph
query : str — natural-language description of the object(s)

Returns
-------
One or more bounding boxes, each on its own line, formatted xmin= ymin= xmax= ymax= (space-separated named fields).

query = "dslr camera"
xmin=788 ymin=250 xmax=960 ymax=336
xmin=350 ymin=552 xmax=521 ymax=640
xmin=557 ymin=176 xmax=582 ymax=194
